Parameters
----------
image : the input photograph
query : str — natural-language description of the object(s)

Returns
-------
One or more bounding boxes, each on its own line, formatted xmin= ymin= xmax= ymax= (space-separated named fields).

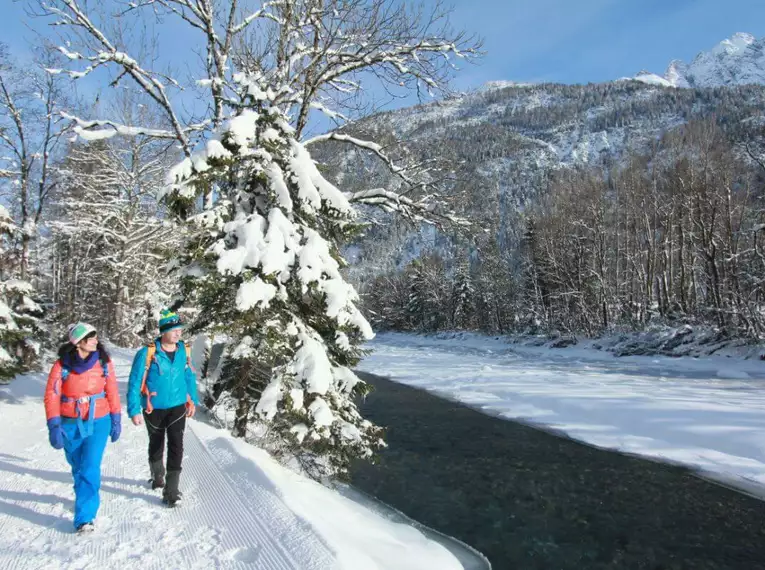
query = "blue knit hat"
xmin=158 ymin=309 xmax=183 ymax=334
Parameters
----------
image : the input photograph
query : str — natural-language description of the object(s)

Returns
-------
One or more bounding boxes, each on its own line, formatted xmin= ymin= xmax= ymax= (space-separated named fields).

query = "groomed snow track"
xmin=0 ymin=358 xmax=337 ymax=570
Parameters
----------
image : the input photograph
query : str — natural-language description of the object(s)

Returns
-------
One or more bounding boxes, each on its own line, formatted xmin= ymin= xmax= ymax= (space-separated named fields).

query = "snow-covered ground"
xmin=359 ymin=332 xmax=765 ymax=495
xmin=0 ymin=348 xmax=463 ymax=570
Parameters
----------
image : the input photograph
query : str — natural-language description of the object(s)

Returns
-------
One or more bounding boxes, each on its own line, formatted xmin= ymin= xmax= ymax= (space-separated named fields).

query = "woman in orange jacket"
xmin=43 ymin=322 xmax=122 ymax=533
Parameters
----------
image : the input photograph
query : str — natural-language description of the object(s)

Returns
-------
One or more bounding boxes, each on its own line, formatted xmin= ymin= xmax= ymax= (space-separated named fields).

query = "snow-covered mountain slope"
xmin=317 ymin=77 xmax=765 ymax=273
xmin=0 ymin=350 xmax=465 ymax=570
xmin=633 ymin=32 xmax=765 ymax=88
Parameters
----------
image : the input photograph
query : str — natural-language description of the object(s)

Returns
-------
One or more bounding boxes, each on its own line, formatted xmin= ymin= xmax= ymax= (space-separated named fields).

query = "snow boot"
xmin=162 ymin=470 xmax=182 ymax=507
xmin=76 ymin=522 xmax=95 ymax=534
xmin=149 ymin=460 xmax=165 ymax=490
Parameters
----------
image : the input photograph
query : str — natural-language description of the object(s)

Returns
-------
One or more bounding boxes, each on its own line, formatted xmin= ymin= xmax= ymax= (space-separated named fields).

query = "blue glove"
xmin=47 ymin=417 xmax=64 ymax=449
xmin=110 ymin=413 xmax=122 ymax=443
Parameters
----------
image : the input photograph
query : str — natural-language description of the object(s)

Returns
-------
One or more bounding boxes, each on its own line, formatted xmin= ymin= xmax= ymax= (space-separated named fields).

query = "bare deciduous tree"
xmin=0 ymin=44 xmax=69 ymax=279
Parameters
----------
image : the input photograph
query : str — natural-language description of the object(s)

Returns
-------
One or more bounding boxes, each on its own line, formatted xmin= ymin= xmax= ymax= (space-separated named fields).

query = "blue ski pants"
xmin=62 ymin=415 xmax=110 ymax=528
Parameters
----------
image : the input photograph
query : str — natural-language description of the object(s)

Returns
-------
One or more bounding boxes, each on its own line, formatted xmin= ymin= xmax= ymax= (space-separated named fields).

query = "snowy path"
xmin=0 ymin=350 xmax=467 ymax=570
xmin=0 ymin=358 xmax=336 ymax=570
xmin=359 ymin=332 xmax=765 ymax=495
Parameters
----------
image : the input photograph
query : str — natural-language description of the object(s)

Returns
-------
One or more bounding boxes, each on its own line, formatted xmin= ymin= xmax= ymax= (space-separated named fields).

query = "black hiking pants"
xmin=144 ymin=404 xmax=186 ymax=472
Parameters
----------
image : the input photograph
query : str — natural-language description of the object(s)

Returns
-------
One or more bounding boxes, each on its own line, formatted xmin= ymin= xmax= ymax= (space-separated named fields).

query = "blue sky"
xmin=3 ymin=0 xmax=765 ymax=102
xmin=434 ymin=0 xmax=765 ymax=87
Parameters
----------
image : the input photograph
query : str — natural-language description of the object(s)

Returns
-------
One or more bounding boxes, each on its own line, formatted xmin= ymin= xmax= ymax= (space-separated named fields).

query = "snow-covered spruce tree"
xmin=0 ymin=205 xmax=20 ymax=381
xmin=0 ymin=206 xmax=44 ymax=382
xmin=42 ymin=0 xmax=477 ymax=477
xmin=168 ymin=89 xmax=381 ymax=476
xmin=405 ymin=260 xmax=426 ymax=331
xmin=451 ymin=262 xmax=475 ymax=330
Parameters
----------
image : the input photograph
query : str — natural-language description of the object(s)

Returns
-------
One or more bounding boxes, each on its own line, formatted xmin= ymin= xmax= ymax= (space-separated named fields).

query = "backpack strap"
xmin=140 ymin=344 xmax=158 ymax=414
xmin=183 ymin=342 xmax=195 ymax=408
xmin=183 ymin=342 xmax=194 ymax=370
xmin=53 ymin=360 xmax=69 ymax=396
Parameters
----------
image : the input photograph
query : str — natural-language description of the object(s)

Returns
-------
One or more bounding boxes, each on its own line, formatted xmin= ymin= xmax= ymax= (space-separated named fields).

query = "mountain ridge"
xmin=315 ymin=35 xmax=765 ymax=278
xmin=631 ymin=32 xmax=765 ymax=88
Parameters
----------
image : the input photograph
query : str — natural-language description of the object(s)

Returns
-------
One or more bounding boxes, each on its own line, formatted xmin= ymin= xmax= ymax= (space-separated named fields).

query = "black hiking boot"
xmin=162 ymin=470 xmax=182 ymax=507
xmin=76 ymin=522 xmax=94 ymax=534
xmin=149 ymin=460 xmax=165 ymax=490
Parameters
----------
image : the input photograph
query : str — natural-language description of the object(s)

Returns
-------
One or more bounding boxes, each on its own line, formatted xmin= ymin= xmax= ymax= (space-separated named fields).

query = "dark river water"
xmin=349 ymin=372 xmax=765 ymax=570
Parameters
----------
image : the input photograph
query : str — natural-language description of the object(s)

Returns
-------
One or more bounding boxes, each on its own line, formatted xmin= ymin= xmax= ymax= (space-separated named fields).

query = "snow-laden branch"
xmin=303 ymin=132 xmax=466 ymax=227
xmin=304 ymin=132 xmax=402 ymax=173
xmin=42 ymin=0 xmax=192 ymax=154
xmin=308 ymin=101 xmax=348 ymax=123
xmin=230 ymin=2 xmax=279 ymax=35
xmin=305 ymin=131 xmax=429 ymax=191
xmin=346 ymin=187 xmax=468 ymax=228
xmin=61 ymin=112 xmax=187 ymax=141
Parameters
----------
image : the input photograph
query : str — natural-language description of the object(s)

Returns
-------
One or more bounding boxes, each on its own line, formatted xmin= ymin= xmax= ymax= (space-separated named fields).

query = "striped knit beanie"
xmin=158 ymin=309 xmax=183 ymax=334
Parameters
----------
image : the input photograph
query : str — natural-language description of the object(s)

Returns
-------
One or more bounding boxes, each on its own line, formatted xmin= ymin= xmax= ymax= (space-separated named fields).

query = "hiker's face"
xmin=78 ymin=332 xmax=98 ymax=353
xmin=162 ymin=328 xmax=182 ymax=344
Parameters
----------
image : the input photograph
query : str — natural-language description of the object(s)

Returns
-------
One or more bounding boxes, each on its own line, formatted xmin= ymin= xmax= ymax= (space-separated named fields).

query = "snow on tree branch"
xmin=0 ymin=45 xmax=69 ymax=278
xmin=61 ymin=112 xmax=193 ymax=141
xmin=40 ymin=0 xmax=192 ymax=154
xmin=304 ymin=131 xmax=467 ymax=228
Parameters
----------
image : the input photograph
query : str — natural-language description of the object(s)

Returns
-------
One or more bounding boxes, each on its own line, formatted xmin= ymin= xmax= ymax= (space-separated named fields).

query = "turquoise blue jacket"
xmin=127 ymin=340 xmax=198 ymax=418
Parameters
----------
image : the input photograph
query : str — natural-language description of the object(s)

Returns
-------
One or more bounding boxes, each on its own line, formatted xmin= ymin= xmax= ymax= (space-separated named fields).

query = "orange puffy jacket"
xmin=44 ymin=357 xmax=121 ymax=421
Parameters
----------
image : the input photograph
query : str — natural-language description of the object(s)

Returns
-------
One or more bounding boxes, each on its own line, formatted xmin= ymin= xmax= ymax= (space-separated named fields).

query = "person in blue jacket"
xmin=127 ymin=309 xmax=198 ymax=507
